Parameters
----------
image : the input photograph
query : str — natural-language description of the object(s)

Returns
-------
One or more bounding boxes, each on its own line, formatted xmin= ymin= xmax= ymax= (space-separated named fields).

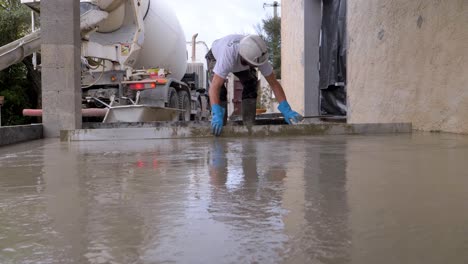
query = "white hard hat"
xmin=239 ymin=35 xmax=269 ymax=66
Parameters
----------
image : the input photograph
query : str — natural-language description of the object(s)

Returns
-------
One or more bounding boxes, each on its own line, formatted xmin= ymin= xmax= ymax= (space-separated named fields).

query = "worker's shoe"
xmin=220 ymin=101 xmax=228 ymax=125
xmin=242 ymin=98 xmax=257 ymax=126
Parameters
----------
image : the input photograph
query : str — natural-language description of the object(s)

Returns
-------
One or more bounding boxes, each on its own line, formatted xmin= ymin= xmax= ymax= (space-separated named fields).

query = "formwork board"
xmin=62 ymin=123 xmax=412 ymax=141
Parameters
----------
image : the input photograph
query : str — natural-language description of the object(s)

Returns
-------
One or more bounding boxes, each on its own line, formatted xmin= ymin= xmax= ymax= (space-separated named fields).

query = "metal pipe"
xmin=263 ymin=1 xmax=281 ymax=18
xmin=0 ymin=30 xmax=41 ymax=71
xmin=191 ymin=33 xmax=198 ymax=62
xmin=23 ymin=108 xmax=108 ymax=117
xmin=273 ymin=1 xmax=279 ymax=18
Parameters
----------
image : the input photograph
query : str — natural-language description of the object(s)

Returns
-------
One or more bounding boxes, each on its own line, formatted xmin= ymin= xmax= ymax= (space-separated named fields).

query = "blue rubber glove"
xmin=211 ymin=104 xmax=225 ymax=136
xmin=278 ymin=100 xmax=303 ymax=125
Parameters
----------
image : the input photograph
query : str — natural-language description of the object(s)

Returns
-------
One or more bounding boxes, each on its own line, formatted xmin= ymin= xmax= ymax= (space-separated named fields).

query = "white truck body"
xmin=4 ymin=0 xmax=210 ymax=122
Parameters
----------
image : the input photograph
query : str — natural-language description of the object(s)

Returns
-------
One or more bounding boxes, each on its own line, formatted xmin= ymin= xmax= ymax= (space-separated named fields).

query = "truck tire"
xmin=168 ymin=87 xmax=179 ymax=109
xmin=178 ymin=90 xmax=191 ymax=121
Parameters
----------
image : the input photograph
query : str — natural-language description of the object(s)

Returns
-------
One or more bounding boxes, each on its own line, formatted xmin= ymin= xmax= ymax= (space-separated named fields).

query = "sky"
xmin=166 ymin=0 xmax=281 ymax=47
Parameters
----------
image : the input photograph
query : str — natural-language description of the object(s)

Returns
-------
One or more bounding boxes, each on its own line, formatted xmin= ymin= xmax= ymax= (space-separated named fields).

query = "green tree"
xmin=0 ymin=0 xmax=38 ymax=125
xmin=255 ymin=16 xmax=281 ymax=78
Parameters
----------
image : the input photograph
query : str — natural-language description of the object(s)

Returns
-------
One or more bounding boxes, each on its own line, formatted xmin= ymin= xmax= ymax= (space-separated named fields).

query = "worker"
xmin=206 ymin=34 xmax=303 ymax=136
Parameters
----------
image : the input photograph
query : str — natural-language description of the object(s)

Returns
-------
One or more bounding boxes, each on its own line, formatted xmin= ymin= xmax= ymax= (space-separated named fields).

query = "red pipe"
xmin=23 ymin=108 xmax=108 ymax=117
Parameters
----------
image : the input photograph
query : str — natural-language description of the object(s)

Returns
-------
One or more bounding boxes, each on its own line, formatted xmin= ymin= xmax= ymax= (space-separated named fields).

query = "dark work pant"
xmin=206 ymin=50 xmax=258 ymax=104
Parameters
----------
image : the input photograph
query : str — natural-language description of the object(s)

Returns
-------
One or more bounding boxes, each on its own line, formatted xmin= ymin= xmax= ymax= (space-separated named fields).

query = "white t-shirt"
xmin=211 ymin=34 xmax=274 ymax=79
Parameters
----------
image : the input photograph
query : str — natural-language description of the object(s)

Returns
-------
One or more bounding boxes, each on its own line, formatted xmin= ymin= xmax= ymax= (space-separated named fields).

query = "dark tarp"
xmin=319 ymin=0 xmax=347 ymax=116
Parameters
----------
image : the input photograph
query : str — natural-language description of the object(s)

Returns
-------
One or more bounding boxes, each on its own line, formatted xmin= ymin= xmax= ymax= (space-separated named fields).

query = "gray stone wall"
xmin=348 ymin=0 xmax=468 ymax=133
xmin=0 ymin=125 xmax=43 ymax=146
xmin=41 ymin=0 xmax=82 ymax=137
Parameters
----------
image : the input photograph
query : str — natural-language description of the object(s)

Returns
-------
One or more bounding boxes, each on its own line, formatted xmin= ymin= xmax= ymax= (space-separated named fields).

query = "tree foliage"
xmin=0 ymin=0 xmax=38 ymax=125
xmin=255 ymin=16 xmax=281 ymax=78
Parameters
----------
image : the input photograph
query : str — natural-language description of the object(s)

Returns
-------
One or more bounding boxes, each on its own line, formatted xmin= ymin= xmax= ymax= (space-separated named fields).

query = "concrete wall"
xmin=282 ymin=0 xmax=322 ymax=116
xmin=41 ymin=0 xmax=82 ymax=137
xmin=348 ymin=0 xmax=468 ymax=133
xmin=282 ymin=0 xmax=306 ymax=115
xmin=0 ymin=125 xmax=43 ymax=146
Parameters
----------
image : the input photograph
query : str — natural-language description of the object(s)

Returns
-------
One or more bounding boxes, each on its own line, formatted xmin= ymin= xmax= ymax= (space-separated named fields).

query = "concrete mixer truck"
xmin=0 ymin=0 xmax=210 ymax=122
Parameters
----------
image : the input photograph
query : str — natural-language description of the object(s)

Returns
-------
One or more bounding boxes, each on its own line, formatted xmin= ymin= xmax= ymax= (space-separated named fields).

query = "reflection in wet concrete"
xmin=282 ymin=137 xmax=351 ymax=263
xmin=1 ymin=134 xmax=468 ymax=263
xmin=207 ymin=140 xmax=289 ymax=263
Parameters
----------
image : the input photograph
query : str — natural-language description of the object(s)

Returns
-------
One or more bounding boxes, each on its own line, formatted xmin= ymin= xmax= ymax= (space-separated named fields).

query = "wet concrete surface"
xmin=1 ymin=133 xmax=468 ymax=263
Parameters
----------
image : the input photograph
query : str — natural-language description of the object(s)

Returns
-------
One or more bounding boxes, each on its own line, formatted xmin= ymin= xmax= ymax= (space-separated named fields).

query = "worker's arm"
xmin=209 ymin=74 xmax=226 ymax=136
xmin=264 ymin=72 xmax=303 ymax=124
xmin=208 ymin=74 xmax=226 ymax=105
xmin=264 ymin=72 xmax=286 ymax=103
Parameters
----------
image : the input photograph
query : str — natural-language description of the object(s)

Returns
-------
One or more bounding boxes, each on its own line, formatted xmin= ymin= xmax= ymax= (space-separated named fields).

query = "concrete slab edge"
xmin=0 ymin=124 xmax=43 ymax=146
xmin=62 ymin=123 xmax=412 ymax=141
